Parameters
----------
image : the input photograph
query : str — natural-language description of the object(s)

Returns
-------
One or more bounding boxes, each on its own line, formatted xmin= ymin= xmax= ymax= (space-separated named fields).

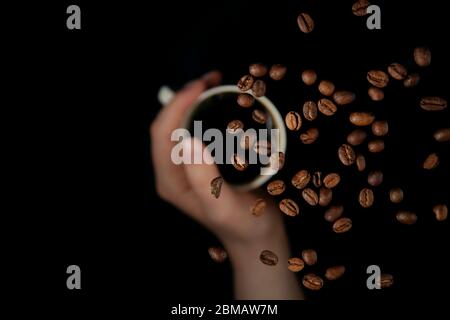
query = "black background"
xmin=7 ymin=0 xmax=449 ymax=310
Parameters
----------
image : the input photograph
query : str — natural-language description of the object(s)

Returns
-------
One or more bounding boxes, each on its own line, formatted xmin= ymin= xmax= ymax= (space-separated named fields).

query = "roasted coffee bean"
xmin=319 ymin=80 xmax=335 ymax=96
xmin=252 ymin=80 xmax=266 ymax=97
xmin=302 ymin=274 xmax=323 ymax=290
xmin=312 ymin=171 xmax=322 ymax=188
xmin=292 ymin=170 xmax=311 ymax=189
xmin=324 ymin=205 xmax=344 ymax=222
xmin=333 ymin=217 xmax=352 ymax=233
xmin=403 ymin=73 xmax=420 ymax=88
xmin=434 ymin=128 xmax=450 ymax=142
xmin=267 ymin=180 xmax=286 ymax=196
xmin=302 ymin=69 xmax=317 ymax=85
xmin=269 ymin=64 xmax=287 ymax=81
xmin=433 ymin=204 xmax=448 ymax=221
xmin=356 ymin=153 xmax=366 ymax=171
xmin=318 ymin=98 xmax=337 ymax=116
xmin=319 ymin=188 xmax=333 ymax=207
xmin=338 ymin=144 xmax=356 ymax=166
xmin=300 ymin=128 xmax=319 ymax=144
xmin=372 ymin=120 xmax=389 ymax=136
xmin=323 ymin=173 xmax=340 ymax=189
xmin=303 ymin=101 xmax=318 ymax=121
xmin=208 ymin=247 xmax=228 ymax=263
xmin=367 ymin=70 xmax=389 ymax=88
xmin=368 ymin=170 xmax=383 ymax=187
xmin=231 ymin=153 xmax=248 ymax=171
xmin=239 ymin=132 xmax=257 ymax=149
xmin=325 ymin=265 xmax=345 ymax=281
xmin=249 ymin=63 xmax=268 ymax=77
xmin=297 ymin=12 xmax=314 ymax=33
xmin=270 ymin=151 xmax=285 ymax=171
xmin=254 ymin=140 xmax=271 ymax=156
xmin=210 ymin=176 xmax=224 ymax=199
xmin=279 ymin=199 xmax=300 ymax=216
xmin=285 ymin=111 xmax=302 ymax=131
xmin=359 ymin=188 xmax=374 ymax=208
xmin=389 ymin=188 xmax=404 ymax=204
xmin=288 ymin=257 xmax=305 ymax=272
xmin=302 ymin=188 xmax=319 ymax=206
xmin=368 ymin=140 xmax=385 ymax=153
xmin=237 ymin=93 xmax=255 ymax=108
xmin=388 ymin=63 xmax=408 ymax=80
xmin=333 ymin=91 xmax=356 ymax=105
xmin=227 ymin=120 xmax=244 ymax=134
xmin=420 ymin=97 xmax=447 ymax=111
xmin=251 ymin=198 xmax=266 ymax=217
xmin=237 ymin=74 xmax=254 ymax=91
xmin=423 ymin=153 xmax=439 ymax=169
xmin=414 ymin=47 xmax=431 ymax=67
xmin=396 ymin=211 xmax=417 ymax=225
xmin=380 ymin=274 xmax=394 ymax=288
xmin=350 ymin=112 xmax=375 ymax=126
xmin=260 ymin=250 xmax=278 ymax=266
xmin=302 ymin=249 xmax=318 ymax=266
xmin=352 ymin=0 xmax=370 ymax=16
xmin=252 ymin=109 xmax=267 ymax=124
xmin=368 ymin=87 xmax=384 ymax=101
xmin=347 ymin=129 xmax=367 ymax=146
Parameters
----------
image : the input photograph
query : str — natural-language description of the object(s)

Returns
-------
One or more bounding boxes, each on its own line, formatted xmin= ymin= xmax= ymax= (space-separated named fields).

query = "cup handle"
xmin=157 ymin=85 xmax=176 ymax=106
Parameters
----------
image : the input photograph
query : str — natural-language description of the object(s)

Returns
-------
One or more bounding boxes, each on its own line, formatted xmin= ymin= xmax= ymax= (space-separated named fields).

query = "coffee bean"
xmin=312 ymin=171 xmax=322 ymax=188
xmin=347 ymin=129 xmax=367 ymax=146
xmin=423 ymin=153 xmax=439 ymax=169
xmin=210 ymin=176 xmax=224 ymax=199
xmin=302 ymin=188 xmax=319 ymax=206
xmin=368 ymin=140 xmax=385 ymax=153
xmin=367 ymin=70 xmax=389 ymax=88
xmin=297 ymin=12 xmax=314 ymax=33
xmin=368 ymin=87 xmax=384 ymax=101
xmin=300 ymin=128 xmax=319 ymax=144
xmin=303 ymin=101 xmax=318 ymax=121
xmin=302 ymin=274 xmax=323 ymax=290
xmin=389 ymin=188 xmax=404 ymax=204
xmin=368 ymin=170 xmax=383 ymax=187
xmin=414 ymin=47 xmax=431 ymax=67
xmin=323 ymin=173 xmax=341 ymax=189
xmin=288 ymin=257 xmax=305 ymax=272
xmin=319 ymin=80 xmax=335 ymax=96
xmin=388 ymin=63 xmax=408 ymax=80
xmin=252 ymin=80 xmax=266 ymax=97
xmin=239 ymin=132 xmax=257 ymax=149
xmin=231 ymin=153 xmax=248 ymax=171
xmin=249 ymin=63 xmax=268 ymax=77
xmin=285 ymin=111 xmax=302 ymax=131
xmin=352 ymin=0 xmax=370 ymax=16
xmin=279 ymin=199 xmax=300 ymax=216
xmin=333 ymin=91 xmax=356 ymax=105
xmin=267 ymin=180 xmax=286 ymax=196
xmin=237 ymin=74 xmax=254 ymax=91
xmin=318 ymin=98 xmax=337 ymax=116
xmin=325 ymin=265 xmax=345 ymax=281
xmin=270 ymin=151 xmax=285 ymax=171
xmin=380 ymin=274 xmax=394 ymax=288
xmin=302 ymin=249 xmax=318 ymax=266
xmin=338 ymin=144 xmax=356 ymax=166
xmin=260 ymin=250 xmax=278 ymax=266
xmin=434 ymin=128 xmax=450 ymax=142
xmin=237 ymin=93 xmax=255 ymax=108
xmin=324 ymin=205 xmax=344 ymax=222
xmin=359 ymin=188 xmax=374 ymax=208
xmin=350 ymin=112 xmax=375 ymax=126
xmin=227 ymin=120 xmax=244 ymax=134
xmin=254 ymin=140 xmax=271 ymax=156
xmin=208 ymin=247 xmax=228 ymax=263
xmin=269 ymin=64 xmax=287 ymax=81
xmin=372 ymin=120 xmax=389 ymax=136
xmin=251 ymin=198 xmax=266 ymax=217
xmin=396 ymin=211 xmax=417 ymax=225
xmin=403 ymin=73 xmax=420 ymax=88
xmin=420 ymin=97 xmax=447 ymax=111
xmin=252 ymin=109 xmax=267 ymax=124
xmin=356 ymin=153 xmax=366 ymax=171
xmin=333 ymin=217 xmax=352 ymax=233
xmin=319 ymin=188 xmax=333 ymax=207
xmin=292 ymin=170 xmax=311 ymax=189
xmin=302 ymin=69 xmax=317 ymax=85
xmin=433 ymin=204 xmax=448 ymax=221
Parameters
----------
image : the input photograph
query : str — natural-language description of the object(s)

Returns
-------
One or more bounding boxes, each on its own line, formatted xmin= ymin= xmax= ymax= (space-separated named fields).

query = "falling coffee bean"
xmin=368 ymin=87 xmax=384 ymax=101
xmin=318 ymin=98 xmax=337 ymax=116
xmin=368 ymin=140 xmax=385 ymax=153
xmin=323 ymin=173 xmax=340 ymax=189
xmin=423 ymin=153 xmax=439 ymax=169
xmin=359 ymin=188 xmax=374 ymax=208
xmin=302 ymin=249 xmax=318 ymax=266
xmin=302 ymin=69 xmax=317 ymax=85
xmin=239 ymin=132 xmax=257 ymax=150
xmin=389 ymin=188 xmax=404 ymax=204
xmin=252 ymin=80 xmax=266 ymax=97
xmin=267 ymin=180 xmax=286 ymax=196
xmin=292 ymin=170 xmax=311 ymax=189
xmin=288 ymin=257 xmax=305 ymax=272
xmin=279 ymin=199 xmax=300 ymax=217
xmin=260 ymin=250 xmax=279 ymax=266
xmin=237 ymin=74 xmax=254 ymax=91
xmin=380 ymin=274 xmax=394 ymax=288
xmin=208 ymin=247 xmax=228 ymax=263
xmin=231 ymin=153 xmax=248 ymax=171
xmin=312 ymin=171 xmax=322 ymax=188
xmin=324 ymin=205 xmax=344 ymax=222
xmin=368 ymin=170 xmax=383 ymax=187
xmin=252 ymin=109 xmax=267 ymax=124
xmin=269 ymin=64 xmax=287 ymax=81
xmin=372 ymin=120 xmax=389 ymax=136
xmin=352 ymin=0 xmax=370 ymax=16
xmin=302 ymin=188 xmax=319 ymax=206
xmin=396 ymin=211 xmax=417 ymax=225
xmin=210 ymin=176 xmax=224 ymax=199
xmin=285 ymin=111 xmax=302 ymax=131
xmin=433 ymin=204 xmax=448 ymax=221
xmin=367 ymin=70 xmax=389 ymax=88
xmin=338 ymin=144 xmax=356 ymax=166
xmin=249 ymin=63 xmax=268 ymax=77
xmin=420 ymin=97 xmax=447 ymax=111
xmin=350 ymin=112 xmax=375 ymax=126
xmin=227 ymin=120 xmax=244 ymax=134
xmin=356 ymin=153 xmax=366 ymax=172
xmin=319 ymin=188 xmax=333 ymax=207
xmin=318 ymin=80 xmax=335 ymax=96
xmin=254 ymin=140 xmax=271 ymax=156
xmin=387 ymin=63 xmax=408 ymax=80
xmin=300 ymin=127 xmax=319 ymax=144
xmin=414 ymin=47 xmax=431 ymax=67
xmin=333 ymin=91 xmax=356 ymax=105
xmin=347 ymin=129 xmax=367 ymax=146
xmin=269 ymin=152 xmax=285 ymax=171
xmin=251 ymin=198 xmax=266 ymax=217
xmin=403 ymin=73 xmax=420 ymax=88
xmin=333 ymin=217 xmax=352 ymax=233
xmin=302 ymin=274 xmax=324 ymax=291
xmin=303 ymin=101 xmax=318 ymax=121
xmin=237 ymin=93 xmax=255 ymax=108
xmin=325 ymin=265 xmax=346 ymax=281
xmin=433 ymin=128 xmax=450 ymax=142
xmin=297 ymin=12 xmax=314 ymax=33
